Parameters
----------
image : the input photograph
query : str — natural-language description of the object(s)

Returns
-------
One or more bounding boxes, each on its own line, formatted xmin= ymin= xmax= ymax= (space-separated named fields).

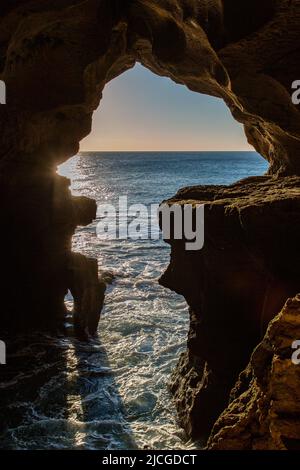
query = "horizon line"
xmin=79 ymin=149 xmax=256 ymax=153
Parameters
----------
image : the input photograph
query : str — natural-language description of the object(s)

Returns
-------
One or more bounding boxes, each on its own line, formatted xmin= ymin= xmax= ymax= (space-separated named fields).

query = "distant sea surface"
xmin=1 ymin=152 xmax=268 ymax=450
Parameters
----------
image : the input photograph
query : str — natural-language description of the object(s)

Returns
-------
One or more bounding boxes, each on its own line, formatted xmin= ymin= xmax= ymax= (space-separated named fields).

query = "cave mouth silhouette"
xmin=54 ymin=64 xmax=267 ymax=450
xmin=57 ymin=60 xmax=269 ymax=343
xmin=79 ymin=63 xmax=253 ymax=154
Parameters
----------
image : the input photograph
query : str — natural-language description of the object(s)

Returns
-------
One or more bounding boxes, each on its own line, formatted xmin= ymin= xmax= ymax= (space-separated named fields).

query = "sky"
xmin=81 ymin=64 xmax=252 ymax=152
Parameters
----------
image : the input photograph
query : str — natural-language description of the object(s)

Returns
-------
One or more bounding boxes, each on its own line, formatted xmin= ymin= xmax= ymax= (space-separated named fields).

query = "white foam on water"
xmin=1 ymin=152 xmax=267 ymax=449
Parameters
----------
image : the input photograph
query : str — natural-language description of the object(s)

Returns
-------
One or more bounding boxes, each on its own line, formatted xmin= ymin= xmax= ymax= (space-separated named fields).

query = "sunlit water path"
xmin=0 ymin=152 xmax=267 ymax=449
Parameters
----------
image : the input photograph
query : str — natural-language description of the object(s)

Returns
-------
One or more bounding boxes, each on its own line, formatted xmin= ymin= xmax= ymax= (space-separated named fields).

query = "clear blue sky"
xmin=81 ymin=63 xmax=252 ymax=152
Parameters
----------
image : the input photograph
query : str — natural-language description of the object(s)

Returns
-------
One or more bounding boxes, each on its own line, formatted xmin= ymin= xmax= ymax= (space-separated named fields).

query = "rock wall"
xmin=207 ymin=295 xmax=300 ymax=450
xmin=0 ymin=0 xmax=300 ymax=447
xmin=160 ymin=176 xmax=300 ymax=438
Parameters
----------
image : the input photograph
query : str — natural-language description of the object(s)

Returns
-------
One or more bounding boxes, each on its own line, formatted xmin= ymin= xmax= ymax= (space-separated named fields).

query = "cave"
xmin=1 ymin=0 xmax=300 ymax=451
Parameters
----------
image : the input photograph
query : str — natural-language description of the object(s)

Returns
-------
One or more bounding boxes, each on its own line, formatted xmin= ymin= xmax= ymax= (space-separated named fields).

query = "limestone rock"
xmin=207 ymin=295 xmax=300 ymax=450
xmin=161 ymin=176 xmax=300 ymax=438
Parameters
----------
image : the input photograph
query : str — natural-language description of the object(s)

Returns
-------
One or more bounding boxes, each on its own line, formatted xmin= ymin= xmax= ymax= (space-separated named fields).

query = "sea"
xmin=0 ymin=151 xmax=268 ymax=450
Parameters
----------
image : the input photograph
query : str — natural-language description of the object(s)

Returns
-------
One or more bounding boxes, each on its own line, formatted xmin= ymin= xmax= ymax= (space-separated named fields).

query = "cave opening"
xmin=57 ymin=63 xmax=268 ymax=449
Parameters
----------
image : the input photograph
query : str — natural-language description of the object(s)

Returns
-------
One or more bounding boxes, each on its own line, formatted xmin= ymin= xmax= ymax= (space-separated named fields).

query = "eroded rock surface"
xmin=160 ymin=176 xmax=300 ymax=438
xmin=207 ymin=295 xmax=300 ymax=450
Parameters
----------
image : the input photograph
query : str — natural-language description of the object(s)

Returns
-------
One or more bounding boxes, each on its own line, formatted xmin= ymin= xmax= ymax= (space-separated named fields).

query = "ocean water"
xmin=0 ymin=152 xmax=268 ymax=450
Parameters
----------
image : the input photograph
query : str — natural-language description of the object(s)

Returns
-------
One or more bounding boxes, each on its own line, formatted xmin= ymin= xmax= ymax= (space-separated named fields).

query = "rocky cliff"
xmin=0 ymin=0 xmax=300 ymax=448
xmin=160 ymin=176 xmax=300 ymax=438
xmin=207 ymin=295 xmax=300 ymax=450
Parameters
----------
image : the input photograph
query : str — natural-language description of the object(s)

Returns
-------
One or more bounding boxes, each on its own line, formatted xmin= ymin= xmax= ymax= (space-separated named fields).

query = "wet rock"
xmin=68 ymin=252 xmax=106 ymax=337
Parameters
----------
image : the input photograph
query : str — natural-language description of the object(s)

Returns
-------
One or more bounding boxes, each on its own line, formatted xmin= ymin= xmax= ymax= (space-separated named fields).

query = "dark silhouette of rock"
xmin=160 ymin=176 xmax=300 ymax=438
xmin=69 ymin=252 xmax=106 ymax=337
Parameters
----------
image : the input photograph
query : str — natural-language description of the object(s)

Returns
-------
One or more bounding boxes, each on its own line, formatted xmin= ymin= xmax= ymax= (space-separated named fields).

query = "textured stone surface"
xmin=207 ymin=295 xmax=300 ymax=450
xmin=161 ymin=176 xmax=300 ymax=438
